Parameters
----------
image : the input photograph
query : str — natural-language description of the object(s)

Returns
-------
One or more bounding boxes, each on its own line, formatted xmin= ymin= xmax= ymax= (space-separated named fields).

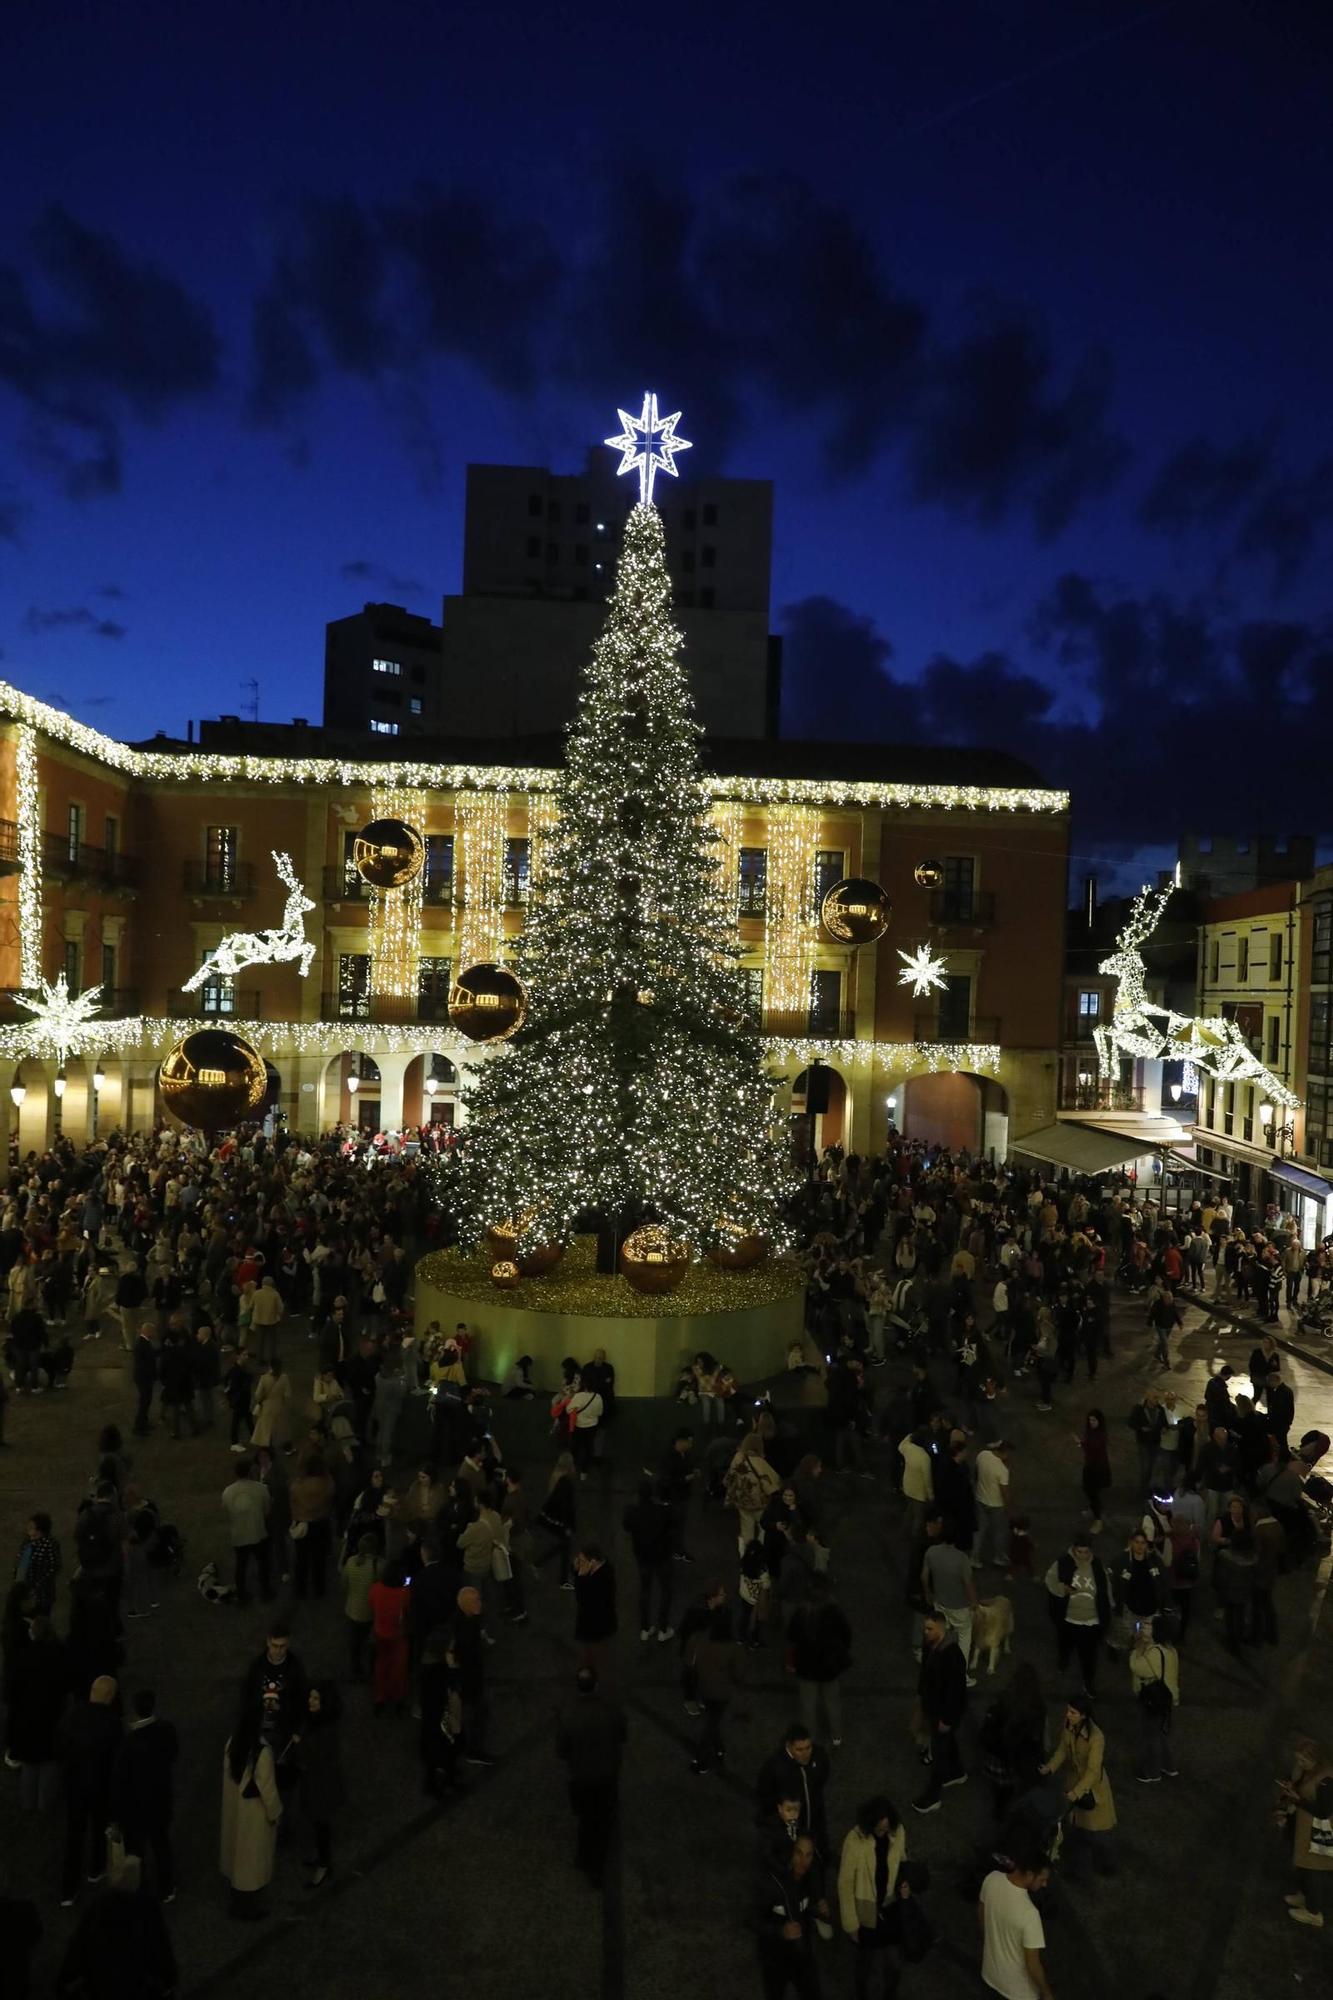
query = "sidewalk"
xmin=1177 ymin=1279 xmax=1333 ymax=1380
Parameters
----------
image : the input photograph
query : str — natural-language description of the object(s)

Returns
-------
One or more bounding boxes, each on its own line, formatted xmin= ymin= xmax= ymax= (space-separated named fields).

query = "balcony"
xmin=167 ymin=988 xmax=263 ymax=1021
xmin=914 ymin=1013 xmax=1001 ymax=1045
xmin=0 ymin=819 xmax=19 ymax=873
xmin=929 ymin=889 xmax=996 ymax=927
xmin=183 ymin=859 xmax=255 ymax=897
xmin=1059 ymin=1081 xmax=1145 ymax=1113
xmin=319 ymin=991 xmax=455 ymax=1026
xmin=764 ymin=1006 xmax=856 ymax=1041
xmin=43 ymin=835 xmax=141 ymax=891
xmin=322 ymin=867 xmax=453 ymax=905
xmin=0 ymin=985 xmax=140 ymax=1024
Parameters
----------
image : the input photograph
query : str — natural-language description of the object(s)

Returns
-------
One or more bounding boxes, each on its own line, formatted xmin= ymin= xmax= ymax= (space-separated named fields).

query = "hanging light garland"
xmin=16 ymin=724 xmax=41 ymax=989
xmin=367 ymin=785 xmax=425 ymax=1002
xmin=526 ymin=792 xmax=559 ymax=906
xmin=457 ymin=789 xmax=509 ymax=968
xmin=764 ymin=803 xmax=819 ymax=1031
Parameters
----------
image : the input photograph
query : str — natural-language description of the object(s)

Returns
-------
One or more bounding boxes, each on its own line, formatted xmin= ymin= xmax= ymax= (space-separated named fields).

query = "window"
xmin=528 ymin=493 xmax=542 ymax=516
xmin=701 ymin=544 xmax=716 ymax=569
xmin=101 ymin=942 xmax=117 ymax=993
xmin=942 ymin=856 xmax=976 ymax=919
xmin=682 ymin=508 xmax=696 ymax=531
xmin=938 ymin=973 xmax=972 ymax=1041
xmin=1205 ymin=1076 xmax=1216 ymax=1125
xmin=546 ymin=542 xmax=559 ymax=564
xmin=547 ymin=500 xmax=561 ymax=523
xmin=370 ymin=718 xmax=399 ymax=736
xmin=103 ymin=814 xmax=119 ymax=856
xmin=371 ymin=658 xmax=402 ymax=676
xmin=1224 ymin=1082 xmax=1235 ymax=1136
xmin=67 ymin=802 xmax=84 ymax=860
xmin=1267 ymin=1015 xmax=1281 ymax=1065
xmin=676 ymin=590 xmax=695 ymax=608
xmin=409 ymin=697 xmax=423 ymax=716
xmin=1078 ymin=989 xmax=1101 ymax=1020
xmin=1307 ymin=1080 xmax=1328 ymax=1143
xmin=1238 ymin=935 xmax=1250 ymax=980
xmin=376 ymin=686 xmax=402 ymax=706
xmin=702 ymin=501 xmax=717 ymax=527
xmin=814 ymin=850 xmax=845 ymax=908
xmin=575 ymin=545 xmax=588 ymax=566
xmin=738 ymin=847 xmax=768 ymax=917
xmin=575 ymin=501 xmax=589 ymax=524
xmin=808 ymin=968 xmax=842 ymax=1035
xmin=205 ymin=825 xmax=239 ymax=892
xmin=1209 ymin=938 xmax=1220 ymax=982
xmin=1270 ymin=932 xmax=1283 ymax=980
xmin=418 ymin=957 xmax=451 ymax=1019
xmin=410 ymin=664 xmax=426 ymax=684
xmin=503 ymin=837 xmax=531 ymax=906
xmin=196 ymin=947 xmax=234 ymax=1017
xmin=338 ymin=953 xmax=371 ymax=1020
xmin=63 ymin=938 xmax=80 ymax=994
xmin=681 ymin=548 xmax=696 ymax=573
xmin=1313 ymin=898 xmax=1333 ymax=985
xmin=1309 ymin=995 xmax=1331 ymax=1075
xmin=425 ymin=834 xmax=453 ymax=901
xmin=699 ymin=586 xmax=715 ymax=608
xmin=740 ymin=965 xmax=764 ymax=1023
xmin=526 ymin=536 xmax=541 ymax=558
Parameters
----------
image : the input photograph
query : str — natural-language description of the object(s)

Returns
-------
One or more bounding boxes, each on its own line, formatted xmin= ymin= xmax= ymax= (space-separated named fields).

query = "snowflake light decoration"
xmin=15 ymin=974 xmax=103 ymax=1063
xmin=605 ymin=392 xmax=692 ymax=506
xmin=897 ymin=944 xmax=950 ymax=997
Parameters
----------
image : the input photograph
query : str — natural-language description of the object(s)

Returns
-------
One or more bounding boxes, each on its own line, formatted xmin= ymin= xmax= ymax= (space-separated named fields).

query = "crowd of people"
xmin=1 ymin=1121 xmax=1331 ymax=1998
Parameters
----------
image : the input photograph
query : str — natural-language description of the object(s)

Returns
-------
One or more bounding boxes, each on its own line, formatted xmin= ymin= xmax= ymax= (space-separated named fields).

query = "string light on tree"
xmin=897 ymin=943 xmax=950 ymax=997
xmin=604 ymin=392 xmax=692 ymax=505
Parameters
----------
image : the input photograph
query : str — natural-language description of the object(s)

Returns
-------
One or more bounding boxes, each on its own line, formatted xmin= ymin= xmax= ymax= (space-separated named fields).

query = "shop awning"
xmin=1267 ymin=1159 xmax=1333 ymax=1203
xmin=1010 ymin=1123 xmax=1159 ymax=1174
xmin=1164 ymin=1149 xmax=1233 ymax=1182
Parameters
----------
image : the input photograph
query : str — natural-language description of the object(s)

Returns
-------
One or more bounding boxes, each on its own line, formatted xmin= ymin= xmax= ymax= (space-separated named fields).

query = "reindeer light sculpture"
xmin=1094 ymin=883 xmax=1300 ymax=1109
xmin=182 ymin=851 xmax=316 ymax=992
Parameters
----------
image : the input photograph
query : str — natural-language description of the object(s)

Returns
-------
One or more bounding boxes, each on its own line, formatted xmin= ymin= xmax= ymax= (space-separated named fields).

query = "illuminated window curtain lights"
xmin=368 ymin=787 xmax=425 ymax=1001
xmin=710 ymin=798 xmax=743 ymax=925
xmin=526 ymin=792 xmax=559 ymax=904
xmin=16 ymin=724 xmax=41 ymax=988
xmin=764 ymin=803 xmax=819 ymax=1034
xmin=457 ymin=790 xmax=509 ymax=968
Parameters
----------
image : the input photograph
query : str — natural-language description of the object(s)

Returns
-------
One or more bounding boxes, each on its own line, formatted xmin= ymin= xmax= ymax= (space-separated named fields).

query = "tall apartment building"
xmin=1178 ymin=832 xmax=1314 ymax=899
xmin=323 ymin=602 xmax=445 ymax=740
xmin=0 ymin=681 xmax=1067 ymax=1168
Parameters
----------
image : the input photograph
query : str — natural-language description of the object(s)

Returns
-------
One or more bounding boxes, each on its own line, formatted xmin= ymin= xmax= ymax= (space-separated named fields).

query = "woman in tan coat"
xmin=220 ymin=1714 xmax=282 ymax=1918
xmin=727 ymin=1433 xmax=782 ymax=1553
xmin=1040 ymin=1693 xmax=1116 ymax=1871
xmin=250 ymin=1359 xmax=293 ymax=1454
xmin=1278 ymin=1737 xmax=1333 ymax=1928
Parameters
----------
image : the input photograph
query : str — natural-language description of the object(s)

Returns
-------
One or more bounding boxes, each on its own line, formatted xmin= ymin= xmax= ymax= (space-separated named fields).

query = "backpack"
xmin=1174 ymin=1541 xmax=1200 ymax=1585
xmin=1138 ymin=1649 xmax=1174 ymax=1718
xmin=724 ymin=1460 xmax=765 ymax=1514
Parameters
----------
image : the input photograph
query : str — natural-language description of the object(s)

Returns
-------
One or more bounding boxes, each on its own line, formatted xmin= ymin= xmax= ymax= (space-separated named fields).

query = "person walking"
xmin=1127 ymin=1389 xmax=1166 ymax=1496
xmin=451 ymin=1586 xmax=495 ymax=1767
xmin=1045 ymin=1536 xmax=1111 ymax=1692
xmin=56 ymin=1674 xmax=121 ymax=1908
xmin=1076 ymin=1411 xmax=1111 ymax=1534
xmin=368 ymin=1559 xmax=411 ymax=1716
xmin=221 ymin=1459 xmax=273 ymax=1606
xmin=787 ymin=1576 xmax=852 ymax=1749
xmin=219 ymin=1712 xmax=282 ymax=1919
xmin=250 ymin=1359 xmax=293 ymax=1457
xmin=130 ymin=1327 xmax=158 ymax=1437
xmin=109 ymin=1688 xmax=178 ymax=1903
xmin=1039 ymin=1695 xmax=1116 ymax=1875
xmin=686 ymin=1603 xmax=743 ymax=1774
xmin=726 ymin=1434 xmax=783 ymax=1555
xmin=1128 ymin=1619 xmax=1179 ymax=1784
xmin=249 ymin=1275 xmax=285 ymax=1364
xmin=341 ymin=1533 xmax=379 ymax=1682
xmin=556 ymin=1663 xmax=627 ymax=1886
xmin=922 ymin=1521 xmax=979 ymax=1682
xmin=572 ymin=1543 xmax=617 ymax=1683
xmin=837 ymin=1794 xmax=914 ymax=2000
xmin=973 ymin=1442 xmax=1012 ymax=1574
xmin=754 ymin=1834 xmax=823 ymax=2000
xmin=623 ymin=1478 xmax=675 ymax=1642
xmin=10 ymin=1613 xmax=69 ymax=1811
xmin=56 ymin=1859 xmax=177 ymax=1999
xmin=1278 ymin=1737 xmax=1333 ymax=1928
xmin=293 ymin=1681 xmax=344 ymax=1887
xmin=756 ymin=1724 xmax=832 ymax=1857
xmin=288 ymin=1450 xmax=336 ymax=1600
xmin=912 ymin=1610 xmax=968 ymax=1814
xmin=979 ymin=1858 xmax=1054 ymax=2000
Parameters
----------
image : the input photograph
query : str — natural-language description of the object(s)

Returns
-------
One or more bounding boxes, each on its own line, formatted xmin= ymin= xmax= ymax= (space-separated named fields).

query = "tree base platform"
xmin=414 ymin=1235 xmax=807 ymax=1398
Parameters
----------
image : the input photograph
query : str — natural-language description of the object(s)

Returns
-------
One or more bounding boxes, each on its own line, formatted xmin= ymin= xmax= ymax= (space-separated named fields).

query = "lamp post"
xmin=91 ymin=1056 xmax=105 ymax=1140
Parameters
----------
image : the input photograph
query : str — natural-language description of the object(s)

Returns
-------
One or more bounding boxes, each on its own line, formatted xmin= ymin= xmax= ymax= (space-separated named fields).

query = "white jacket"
xmin=838 ymin=1822 xmax=906 ymax=1934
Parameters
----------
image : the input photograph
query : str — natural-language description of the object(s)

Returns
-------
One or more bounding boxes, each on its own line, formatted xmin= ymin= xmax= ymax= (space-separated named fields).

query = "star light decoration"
xmin=15 ymin=974 xmax=103 ymax=1063
xmin=605 ymin=392 xmax=692 ymax=506
xmin=897 ymin=943 xmax=950 ymax=997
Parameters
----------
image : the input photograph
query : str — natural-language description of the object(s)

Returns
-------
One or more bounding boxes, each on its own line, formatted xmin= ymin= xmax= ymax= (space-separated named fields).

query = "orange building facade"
xmin=0 ymin=682 xmax=1069 ymax=1164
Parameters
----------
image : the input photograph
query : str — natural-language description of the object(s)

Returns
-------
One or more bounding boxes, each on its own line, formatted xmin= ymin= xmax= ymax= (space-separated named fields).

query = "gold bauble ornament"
xmin=485 ymin=1221 xmax=519 ymax=1260
xmin=619 ymin=1223 xmax=691 ymax=1296
xmin=914 ymin=859 xmax=944 ymax=889
xmin=353 ymin=817 xmax=425 ymax=889
xmin=820 ymin=877 xmax=891 ymax=946
xmin=706 ymin=1219 xmax=766 ymax=1270
xmin=449 ymin=963 xmax=528 ymax=1043
xmin=518 ymin=1241 xmax=565 ymax=1277
xmin=490 ymin=1260 xmax=521 ymax=1290
xmin=159 ymin=1028 xmax=267 ymax=1133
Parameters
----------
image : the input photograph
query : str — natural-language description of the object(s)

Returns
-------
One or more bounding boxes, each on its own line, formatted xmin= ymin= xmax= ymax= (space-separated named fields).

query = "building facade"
xmin=323 ymin=603 xmax=446 ymax=740
xmin=0 ymin=682 xmax=1068 ymax=1169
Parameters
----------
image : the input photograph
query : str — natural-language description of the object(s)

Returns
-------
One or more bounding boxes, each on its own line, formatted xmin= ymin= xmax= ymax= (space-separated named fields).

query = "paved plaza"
xmin=2 ymin=1281 xmax=1330 ymax=1999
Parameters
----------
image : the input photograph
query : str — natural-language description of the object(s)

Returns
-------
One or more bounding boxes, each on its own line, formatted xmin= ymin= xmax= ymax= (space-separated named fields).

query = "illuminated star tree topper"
xmin=897 ymin=943 xmax=950 ymax=997
xmin=16 ymin=973 xmax=103 ymax=1063
xmin=604 ymin=392 xmax=692 ymax=506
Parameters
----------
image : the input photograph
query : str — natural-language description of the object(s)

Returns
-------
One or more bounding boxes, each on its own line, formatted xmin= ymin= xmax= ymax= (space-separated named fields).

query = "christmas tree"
xmin=455 ymin=398 xmax=794 ymax=1260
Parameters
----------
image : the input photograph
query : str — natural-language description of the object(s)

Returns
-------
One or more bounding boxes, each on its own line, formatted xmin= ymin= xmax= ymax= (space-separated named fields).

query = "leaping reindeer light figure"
xmin=1094 ymin=883 xmax=1300 ymax=1109
xmin=182 ymin=851 xmax=316 ymax=991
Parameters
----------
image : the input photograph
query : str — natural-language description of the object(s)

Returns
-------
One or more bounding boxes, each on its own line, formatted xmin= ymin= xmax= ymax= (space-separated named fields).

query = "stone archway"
xmin=901 ymin=1071 xmax=1009 ymax=1161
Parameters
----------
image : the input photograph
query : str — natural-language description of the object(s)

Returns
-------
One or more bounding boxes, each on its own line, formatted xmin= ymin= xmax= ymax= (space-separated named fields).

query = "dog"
xmin=970 ymin=1593 xmax=1015 ymax=1676
xmin=197 ymin=1561 xmax=235 ymax=1605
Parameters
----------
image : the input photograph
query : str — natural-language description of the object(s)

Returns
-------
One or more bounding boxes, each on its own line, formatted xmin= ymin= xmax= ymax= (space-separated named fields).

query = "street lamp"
xmin=1170 ymin=1082 xmax=1182 ymax=1103
xmin=53 ymin=1070 xmax=67 ymax=1099
xmin=9 ymin=1070 xmax=25 ymax=1108
xmin=92 ymin=1059 xmax=105 ymax=1093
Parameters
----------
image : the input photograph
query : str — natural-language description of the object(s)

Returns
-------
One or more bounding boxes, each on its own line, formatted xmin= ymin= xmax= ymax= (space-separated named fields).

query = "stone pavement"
xmin=1 ymin=1286 xmax=1330 ymax=1998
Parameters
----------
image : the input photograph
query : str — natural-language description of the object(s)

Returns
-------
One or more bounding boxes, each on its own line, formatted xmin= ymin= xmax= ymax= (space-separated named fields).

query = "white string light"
xmin=457 ymin=790 xmax=509 ymax=968
xmin=765 ymin=803 xmax=819 ymax=1031
xmin=181 ymin=851 xmax=315 ymax=990
xmin=15 ymin=974 xmax=103 ymax=1066
xmin=367 ymin=788 xmax=425 ymax=1001
xmin=16 ymin=725 xmax=41 ymax=989
xmin=897 ymin=942 xmax=951 ymax=996
xmin=604 ymin=392 xmax=693 ymax=506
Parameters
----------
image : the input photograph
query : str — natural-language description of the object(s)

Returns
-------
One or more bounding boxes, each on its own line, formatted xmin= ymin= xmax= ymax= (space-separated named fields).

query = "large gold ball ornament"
xmin=820 ymin=877 xmax=891 ymax=946
xmin=518 ymin=1241 xmax=565 ymax=1277
xmin=706 ymin=1219 xmax=767 ymax=1270
xmin=619 ymin=1223 xmax=691 ymax=1296
xmin=353 ymin=817 xmax=425 ymax=889
xmin=159 ymin=1028 xmax=267 ymax=1133
xmin=485 ymin=1221 xmax=519 ymax=1260
xmin=449 ymin=963 xmax=528 ymax=1043
xmin=490 ymin=1260 xmax=521 ymax=1290
xmin=914 ymin=859 xmax=944 ymax=889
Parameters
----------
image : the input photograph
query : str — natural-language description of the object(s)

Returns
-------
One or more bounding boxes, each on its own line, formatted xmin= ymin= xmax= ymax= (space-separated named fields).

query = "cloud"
xmin=0 ymin=206 xmax=220 ymax=497
xmin=0 ymin=499 xmax=26 ymax=544
xmin=339 ymin=557 xmax=427 ymax=599
xmin=94 ymin=581 xmax=125 ymax=601
xmin=1139 ymin=435 xmax=1270 ymax=535
xmin=1234 ymin=456 xmax=1333 ymax=591
xmin=780 ymin=595 xmax=903 ymax=740
xmin=22 ymin=604 xmax=127 ymax=640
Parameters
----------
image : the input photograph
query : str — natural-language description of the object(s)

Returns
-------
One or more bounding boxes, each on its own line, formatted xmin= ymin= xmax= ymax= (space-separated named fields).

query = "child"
xmin=1008 ymin=1513 xmax=1034 ymax=1579
xmin=341 ymin=1531 xmax=380 ymax=1682
xmin=737 ymin=1534 xmax=771 ymax=1649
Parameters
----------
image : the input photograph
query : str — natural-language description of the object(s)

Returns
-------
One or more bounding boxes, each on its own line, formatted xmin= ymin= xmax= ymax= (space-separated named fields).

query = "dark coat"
xmin=296 ymin=1716 xmax=345 ymax=1821
xmin=917 ymin=1630 xmax=967 ymax=1726
xmin=786 ymin=1601 xmax=852 ymax=1684
xmin=755 ymin=1742 xmax=830 ymax=1846
xmin=57 ymin=1885 xmax=177 ymax=2000
xmin=130 ymin=1338 xmax=159 ymax=1390
xmin=8 ymin=1635 xmax=70 ymax=1762
xmin=622 ymin=1496 xmax=673 ymax=1567
xmin=110 ymin=1717 xmax=178 ymax=1829
xmin=573 ymin=1562 xmax=617 ymax=1643
xmin=56 ymin=1699 xmax=121 ymax=1803
xmin=556 ymin=1691 xmax=627 ymax=1783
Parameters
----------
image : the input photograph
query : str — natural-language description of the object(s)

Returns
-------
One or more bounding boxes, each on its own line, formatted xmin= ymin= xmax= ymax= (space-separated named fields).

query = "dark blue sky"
xmin=3 ymin=0 xmax=1332 ymax=884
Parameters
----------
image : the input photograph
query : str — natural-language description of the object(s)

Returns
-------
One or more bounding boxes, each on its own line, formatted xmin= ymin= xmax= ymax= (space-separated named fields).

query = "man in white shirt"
xmin=979 ymin=1861 xmax=1053 ymax=1998
xmin=973 ymin=1441 xmax=1012 ymax=1572
xmin=897 ymin=1429 xmax=935 ymax=1532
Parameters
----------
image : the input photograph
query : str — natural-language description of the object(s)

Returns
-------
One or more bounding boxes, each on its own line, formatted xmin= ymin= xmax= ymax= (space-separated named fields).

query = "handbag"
xmin=105 ymin=1821 xmax=126 ymax=1881
xmin=491 ymin=1543 xmax=513 ymax=1583
xmin=289 ymin=1520 xmax=309 ymax=1540
xmin=1072 ymin=1790 xmax=1096 ymax=1812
